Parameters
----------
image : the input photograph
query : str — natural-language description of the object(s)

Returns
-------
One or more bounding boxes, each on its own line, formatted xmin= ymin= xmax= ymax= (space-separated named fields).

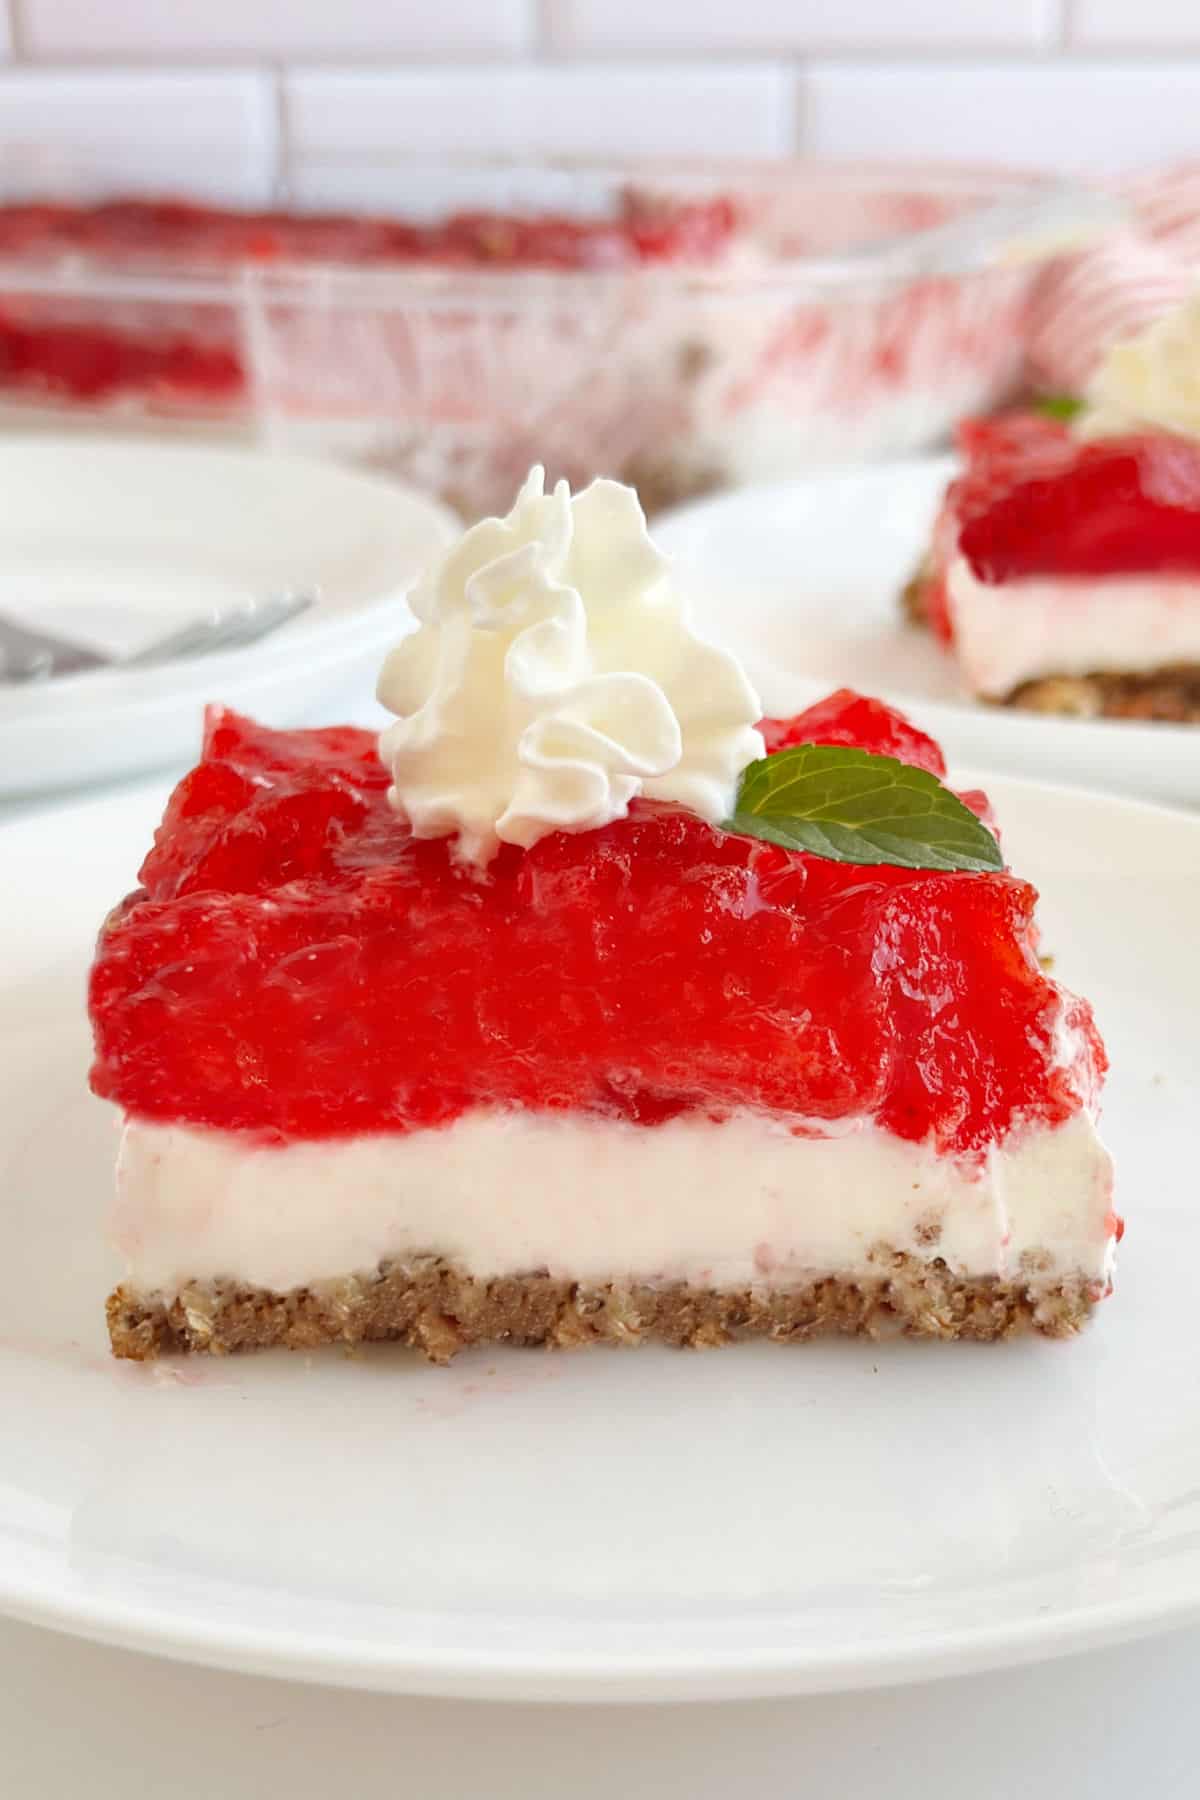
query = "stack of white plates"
xmin=0 ymin=438 xmax=457 ymax=798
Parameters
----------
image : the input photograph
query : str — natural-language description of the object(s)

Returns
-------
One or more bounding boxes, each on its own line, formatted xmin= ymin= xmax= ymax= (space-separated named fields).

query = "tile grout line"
xmin=270 ymin=62 xmax=289 ymax=196
xmin=1059 ymin=0 xmax=1077 ymax=51
xmin=792 ymin=55 xmax=806 ymax=156
xmin=5 ymin=0 xmax=27 ymax=60
xmin=9 ymin=45 xmax=1200 ymax=74
xmin=533 ymin=0 xmax=556 ymax=61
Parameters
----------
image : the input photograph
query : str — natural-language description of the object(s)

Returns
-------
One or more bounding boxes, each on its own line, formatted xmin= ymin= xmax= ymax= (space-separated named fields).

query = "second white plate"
xmin=657 ymin=457 xmax=1200 ymax=809
xmin=0 ymin=437 xmax=456 ymax=799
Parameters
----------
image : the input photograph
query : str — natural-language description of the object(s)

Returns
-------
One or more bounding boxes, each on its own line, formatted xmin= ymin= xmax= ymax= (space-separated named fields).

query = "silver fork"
xmin=0 ymin=591 xmax=315 ymax=683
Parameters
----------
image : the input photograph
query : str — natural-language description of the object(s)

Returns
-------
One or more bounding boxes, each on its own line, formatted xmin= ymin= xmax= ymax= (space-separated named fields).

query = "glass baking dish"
xmin=0 ymin=160 xmax=1102 ymax=515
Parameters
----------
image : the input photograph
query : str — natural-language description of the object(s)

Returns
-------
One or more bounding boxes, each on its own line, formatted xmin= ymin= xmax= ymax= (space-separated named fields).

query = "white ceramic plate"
xmin=0 ymin=438 xmax=456 ymax=798
xmin=657 ymin=457 xmax=1200 ymax=810
xmin=0 ymin=772 xmax=1196 ymax=1701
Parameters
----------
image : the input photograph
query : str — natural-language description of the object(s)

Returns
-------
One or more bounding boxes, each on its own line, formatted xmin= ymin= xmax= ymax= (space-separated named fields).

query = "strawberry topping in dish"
xmin=0 ymin=194 xmax=739 ymax=272
xmin=0 ymin=194 xmax=741 ymax=407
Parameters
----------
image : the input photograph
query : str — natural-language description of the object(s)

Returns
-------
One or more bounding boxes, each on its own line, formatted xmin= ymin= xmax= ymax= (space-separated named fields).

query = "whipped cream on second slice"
xmin=1078 ymin=292 xmax=1200 ymax=443
xmin=377 ymin=466 xmax=764 ymax=866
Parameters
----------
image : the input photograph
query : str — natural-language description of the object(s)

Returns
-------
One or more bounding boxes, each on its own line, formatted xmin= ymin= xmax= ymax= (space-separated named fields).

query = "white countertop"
xmin=2 ymin=1613 xmax=1195 ymax=1798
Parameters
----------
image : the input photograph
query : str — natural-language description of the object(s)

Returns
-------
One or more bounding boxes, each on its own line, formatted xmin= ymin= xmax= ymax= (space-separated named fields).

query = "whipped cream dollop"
xmin=377 ymin=467 xmax=764 ymax=866
xmin=1078 ymin=293 xmax=1200 ymax=442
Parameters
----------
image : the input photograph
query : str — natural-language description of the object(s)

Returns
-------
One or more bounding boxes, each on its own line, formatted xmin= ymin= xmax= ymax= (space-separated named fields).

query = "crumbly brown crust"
xmin=107 ymin=1252 xmax=1098 ymax=1363
xmin=998 ymin=665 xmax=1200 ymax=722
xmin=900 ymin=554 xmax=936 ymax=627
xmin=901 ymin=560 xmax=1200 ymax=722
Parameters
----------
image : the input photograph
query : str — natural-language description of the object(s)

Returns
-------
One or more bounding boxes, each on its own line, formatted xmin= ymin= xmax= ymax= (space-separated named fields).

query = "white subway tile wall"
xmin=805 ymin=62 xmax=1200 ymax=174
xmin=21 ymin=0 xmax=533 ymax=61
xmin=285 ymin=66 xmax=792 ymax=162
xmin=0 ymin=69 xmax=278 ymax=197
xmin=0 ymin=0 xmax=1195 ymax=180
xmin=549 ymin=0 xmax=1056 ymax=54
xmin=1072 ymin=0 xmax=1200 ymax=46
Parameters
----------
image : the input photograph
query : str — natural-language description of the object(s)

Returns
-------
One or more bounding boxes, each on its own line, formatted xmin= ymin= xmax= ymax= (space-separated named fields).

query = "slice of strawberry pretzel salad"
xmin=906 ymin=296 xmax=1200 ymax=722
xmin=89 ymin=469 xmax=1118 ymax=1362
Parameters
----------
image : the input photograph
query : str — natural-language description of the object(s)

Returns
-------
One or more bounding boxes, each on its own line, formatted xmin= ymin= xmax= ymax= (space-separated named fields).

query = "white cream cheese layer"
xmin=946 ymin=554 xmax=1200 ymax=699
xmin=114 ymin=1108 xmax=1115 ymax=1301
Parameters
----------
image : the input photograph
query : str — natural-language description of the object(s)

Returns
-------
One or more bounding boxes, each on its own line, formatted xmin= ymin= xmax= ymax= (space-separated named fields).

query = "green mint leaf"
xmin=1033 ymin=392 xmax=1084 ymax=422
xmin=724 ymin=744 xmax=1004 ymax=873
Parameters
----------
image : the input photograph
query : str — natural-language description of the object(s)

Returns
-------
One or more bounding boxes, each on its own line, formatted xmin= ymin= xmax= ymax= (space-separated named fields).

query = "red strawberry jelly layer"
xmin=921 ymin=411 xmax=1075 ymax=641
xmin=88 ymin=696 xmax=1104 ymax=1155
xmin=760 ymin=688 xmax=946 ymax=775
xmin=960 ymin=431 xmax=1200 ymax=583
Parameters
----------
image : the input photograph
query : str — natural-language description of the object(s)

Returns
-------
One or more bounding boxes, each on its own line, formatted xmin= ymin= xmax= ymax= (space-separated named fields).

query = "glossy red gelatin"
xmin=960 ymin=431 xmax=1200 ymax=583
xmin=760 ymin=688 xmax=946 ymax=775
xmin=920 ymin=410 xmax=1075 ymax=641
xmin=88 ymin=695 xmax=1104 ymax=1155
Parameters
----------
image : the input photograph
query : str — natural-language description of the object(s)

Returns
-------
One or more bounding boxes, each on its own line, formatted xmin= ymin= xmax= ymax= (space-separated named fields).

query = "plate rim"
xmin=0 ymin=431 xmax=459 ymax=677
xmin=0 ymin=434 xmax=456 ymax=797
xmin=1 ymin=1561 xmax=1198 ymax=1702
